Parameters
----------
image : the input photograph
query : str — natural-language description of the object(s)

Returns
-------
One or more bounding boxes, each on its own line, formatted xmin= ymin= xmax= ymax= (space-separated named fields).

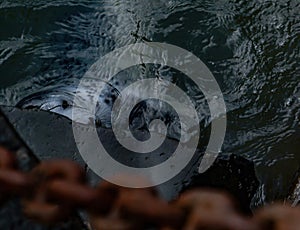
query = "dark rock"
xmin=183 ymin=154 xmax=259 ymax=215
xmin=0 ymin=106 xmax=86 ymax=230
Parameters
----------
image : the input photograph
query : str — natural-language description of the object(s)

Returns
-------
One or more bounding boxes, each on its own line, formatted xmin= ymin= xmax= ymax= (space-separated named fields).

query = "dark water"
xmin=0 ymin=0 xmax=299 ymax=205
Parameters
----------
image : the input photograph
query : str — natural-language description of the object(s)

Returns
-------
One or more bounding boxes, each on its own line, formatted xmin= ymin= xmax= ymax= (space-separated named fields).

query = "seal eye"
xmin=61 ymin=100 xmax=69 ymax=109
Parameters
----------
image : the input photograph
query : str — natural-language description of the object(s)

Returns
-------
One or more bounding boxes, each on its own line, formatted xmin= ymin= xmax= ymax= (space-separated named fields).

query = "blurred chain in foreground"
xmin=1 ymin=147 xmax=300 ymax=230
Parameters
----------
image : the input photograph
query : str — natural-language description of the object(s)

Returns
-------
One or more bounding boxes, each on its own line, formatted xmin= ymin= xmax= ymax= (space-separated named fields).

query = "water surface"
xmin=0 ymin=0 xmax=299 ymax=205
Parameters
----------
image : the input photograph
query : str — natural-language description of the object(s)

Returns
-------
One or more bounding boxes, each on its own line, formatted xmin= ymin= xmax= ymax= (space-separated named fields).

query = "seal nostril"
xmin=62 ymin=100 xmax=69 ymax=109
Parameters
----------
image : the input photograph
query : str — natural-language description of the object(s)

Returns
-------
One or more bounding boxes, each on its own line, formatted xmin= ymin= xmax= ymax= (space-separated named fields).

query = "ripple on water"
xmin=0 ymin=0 xmax=299 ymax=205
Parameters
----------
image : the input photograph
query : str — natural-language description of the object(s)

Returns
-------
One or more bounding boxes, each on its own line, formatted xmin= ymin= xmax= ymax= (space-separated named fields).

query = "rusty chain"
xmin=1 ymin=146 xmax=300 ymax=230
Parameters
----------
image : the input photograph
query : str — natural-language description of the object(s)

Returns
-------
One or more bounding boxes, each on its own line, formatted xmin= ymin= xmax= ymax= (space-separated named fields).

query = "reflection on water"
xmin=0 ymin=0 xmax=299 ymax=204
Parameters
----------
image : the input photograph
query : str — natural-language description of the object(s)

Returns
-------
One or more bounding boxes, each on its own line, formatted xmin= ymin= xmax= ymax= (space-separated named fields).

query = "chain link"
xmin=1 ymin=146 xmax=300 ymax=229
